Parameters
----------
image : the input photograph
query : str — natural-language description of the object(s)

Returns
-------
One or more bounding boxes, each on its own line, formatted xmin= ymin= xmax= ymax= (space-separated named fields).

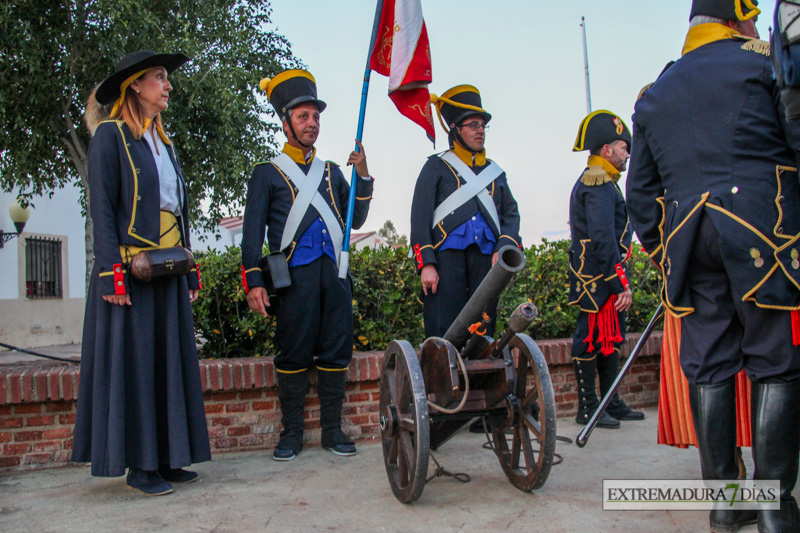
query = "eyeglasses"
xmin=458 ymin=121 xmax=489 ymax=131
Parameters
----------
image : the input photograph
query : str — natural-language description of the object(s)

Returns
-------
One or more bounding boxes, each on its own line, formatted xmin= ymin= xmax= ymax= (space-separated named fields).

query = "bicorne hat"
xmin=259 ymin=69 xmax=327 ymax=121
xmin=431 ymin=85 xmax=491 ymax=133
xmin=573 ymin=110 xmax=632 ymax=153
xmin=690 ymin=0 xmax=760 ymax=22
xmin=95 ymin=50 xmax=190 ymax=105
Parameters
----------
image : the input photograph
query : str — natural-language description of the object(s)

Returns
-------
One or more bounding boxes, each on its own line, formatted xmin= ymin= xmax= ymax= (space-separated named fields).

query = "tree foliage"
xmin=0 ymin=0 xmax=299 ymax=233
xmin=377 ymin=219 xmax=407 ymax=246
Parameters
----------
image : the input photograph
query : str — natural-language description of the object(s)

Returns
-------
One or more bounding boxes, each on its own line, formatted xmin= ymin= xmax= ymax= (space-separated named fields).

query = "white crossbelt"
xmin=273 ymin=153 xmax=344 ymax=265
xmin=433 ymin=151 xmax=503 ymax=231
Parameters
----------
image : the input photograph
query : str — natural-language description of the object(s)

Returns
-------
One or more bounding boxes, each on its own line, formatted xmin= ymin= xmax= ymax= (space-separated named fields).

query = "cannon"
xmin=378 ymin=245 xmax=557 ymax=503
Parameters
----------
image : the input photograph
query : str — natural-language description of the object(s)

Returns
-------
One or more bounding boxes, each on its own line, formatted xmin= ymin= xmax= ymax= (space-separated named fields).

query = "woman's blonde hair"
xmin=84 ymin=72 xmax=165 ymax=140
xmin=112 ymin=82 xmax=165 ymax=141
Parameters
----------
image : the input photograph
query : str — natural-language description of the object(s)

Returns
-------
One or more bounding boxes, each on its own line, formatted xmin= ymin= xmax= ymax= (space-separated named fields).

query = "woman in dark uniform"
xmin=72 ymin=51 xmax=211 ymax=496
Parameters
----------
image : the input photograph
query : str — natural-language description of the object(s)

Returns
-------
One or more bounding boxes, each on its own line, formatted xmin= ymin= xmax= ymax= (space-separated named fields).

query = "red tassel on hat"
xmin=584 ymin=295 xmax=622 ymax=355
xmin=792 ymin=309 xmax=800 ymax=347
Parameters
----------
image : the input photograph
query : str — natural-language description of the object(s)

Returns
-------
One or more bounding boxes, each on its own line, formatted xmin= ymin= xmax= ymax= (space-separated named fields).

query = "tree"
xmin=378 ymin=220 xmax=407 ymax=247
xmin=0 ymin=0 xmax=300 ymax=278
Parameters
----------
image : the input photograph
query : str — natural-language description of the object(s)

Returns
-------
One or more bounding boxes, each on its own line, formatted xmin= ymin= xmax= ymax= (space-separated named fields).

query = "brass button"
xmin=117 ymin=281 xmax=123 ymax=286
xmin=136 ymin=195 xmax=142 ymax=201
xmin=779 ymin=227 xmax=785 ymax=233
xmin=731 ymin=186 xmax=739 ymax=194
xmin=131 ymin=227 xmax=136 ymax=233
xmin=115 ymin=267 xmax=121 ymax=273
xmin=780 ymin=196 xmax=786 ymax=204
xmin=672 ymin=201 xmax=678 ymax=208
xmin=135 ymin=168 xmax=141 ymax=174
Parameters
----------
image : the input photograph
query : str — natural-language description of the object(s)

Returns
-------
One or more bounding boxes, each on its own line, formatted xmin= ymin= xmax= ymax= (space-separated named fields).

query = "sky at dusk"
xmin=264 ymin=0 xmax=777 ymax=245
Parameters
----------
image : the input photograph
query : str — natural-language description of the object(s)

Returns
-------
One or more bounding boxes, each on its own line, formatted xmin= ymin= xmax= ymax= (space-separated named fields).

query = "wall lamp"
xmin=0 ymin=197 xmax=32 ymax=248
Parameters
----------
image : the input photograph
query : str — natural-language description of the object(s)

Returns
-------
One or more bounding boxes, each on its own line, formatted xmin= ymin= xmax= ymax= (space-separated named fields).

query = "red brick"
xmin=0 ymin=432 xmax=11 ymax=443
xmin=221 ymin=362 xmax=232 ymax=390
xmin=14 ymin=403 xmax=42 ymax=414
xmin=359 ymin=403 xmax=379 ymax=413
xmin=209 ymin=362 xmax=220 ymax=391
xmin=371 ymin=392 xmax=380 ymax=401
xmin=26 ymin=415 xmax=55 ymax=427
xmin=240 ymin=390 xmax=264 ymax=401
xmin=226 ymin=403 xmax=249 ymax=413
xmin=212 ymin=392 xmax=237 ymax=402
xmin=33 ymin=441 xmax=62 ymax=453
xmin=347 ymin=393 xmax=370 ymax=403
xmin=265 ymin=366 xmax=276 ymax=388
xmin=213 ymin=438 xmax=238 ymax=449
xmin=22 ymin=369 xmax=35 ymax=401
xmin=0 ymin=418 xmax=23 ymax=429
xmin=341 ymin=406 xmax=357 ymax=416
xmin=15 ymin=430 xmax=43 ymax=441
xmin=359 ymin=381 xmax=379 ymax=392
xmin=205 ymin=403 xmax=224 ymax=414
xmin=52 ymin=450 xmax=72 ymax=462
xmin=9 ymin=372 xmax=22 ymax=404
xmin=23 ymin=453 xmax=52 ymax=465
xmin=231 ymin=362 xmax=244 ymax=390
xmin=227 ymin=426 xmax=251 ymax=437
xmin=349 ymin=415 xmax=371 ymax=425
xmin=243 ymin=362 xmax=255 ymax=389
xmin=35 ymin=372 xmax=48 ymax=402
xmin=0 ymin=374 xmax=6 ymax=404
xmin=61 ymin=372 xmax=74 ymax=401
xmin=253 ymin=362 xmax=265 ymax=388
xmin=238 ymin=435 xmax=264 ymax=447
xmin=42 ymin=428 xmax=72 ymax=439
xmin=252 ymin=401 xmax=275 ymax=411
xmin=59 ymin=414 xmax=76 ymax=425
xmin=208 ymin=427 xmax=225 ymax=438
xmin=0 ymin=405 xmax=10 ymax=416
xmin=211 ymin=417 xmax=235 ymax=426
xmin=45 ymin=401 xmax=73 ymax=413
xmin=305 ymin=419 xmax=320 ymax=430
xmin=0 ymin=456 xmax=21 ymax=467
xmin=47 ymin=368 xmax=62 ymax=401
xmin=4 ymin=443 xmax=31 ymax=454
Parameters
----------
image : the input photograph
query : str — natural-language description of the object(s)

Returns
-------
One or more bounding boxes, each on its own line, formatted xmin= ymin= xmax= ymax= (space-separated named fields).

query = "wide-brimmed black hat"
xmin=96 ymin=50 xmax=190 ymax=105
xmin=690 ymin=0 xmax=760 ymax=22
xmin=259 ymin=69 xmax=327 ymax=120
xmin=573 ymin=110 xmax=631 ymax=152
xmin=432 ymin=85 xmax=491 ymax=131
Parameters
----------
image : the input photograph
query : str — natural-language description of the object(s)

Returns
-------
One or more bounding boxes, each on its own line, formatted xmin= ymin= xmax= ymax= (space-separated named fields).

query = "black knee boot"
xmin=751 ymin=381 xmax=800 ymax=533
xmin=317 ymin=369 xmax=356 ymax=456
xmin=574 ymin=358 xmax=619 ymax=428
xmin=689 ymin=381 xmax=757 ymax=533
xmin=274 ymin=371 xmax=308 ymax=461
xmin=597 ymin=351 xmax=645 ymax=421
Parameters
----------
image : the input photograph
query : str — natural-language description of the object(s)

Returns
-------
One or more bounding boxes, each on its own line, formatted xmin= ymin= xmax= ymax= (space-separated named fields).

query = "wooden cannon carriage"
xmin=378 ymin=246 xmax=557 ymax=503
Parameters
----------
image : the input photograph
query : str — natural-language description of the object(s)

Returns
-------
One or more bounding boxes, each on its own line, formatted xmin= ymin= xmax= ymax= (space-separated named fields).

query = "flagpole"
xmin=581 ymin=16 xmax=592 ymax=114
xmin=339 ymin=0 xmax=386 ymax=279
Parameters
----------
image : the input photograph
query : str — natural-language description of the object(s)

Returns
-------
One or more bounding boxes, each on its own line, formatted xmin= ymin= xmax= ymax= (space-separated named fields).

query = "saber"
xmin=576 ymin=302 xmax=665 ymax=447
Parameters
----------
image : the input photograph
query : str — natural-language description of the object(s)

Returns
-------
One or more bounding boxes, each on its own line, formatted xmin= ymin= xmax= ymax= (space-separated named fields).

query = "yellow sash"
xmin=120 ymin=211 xmax=183 ymax=264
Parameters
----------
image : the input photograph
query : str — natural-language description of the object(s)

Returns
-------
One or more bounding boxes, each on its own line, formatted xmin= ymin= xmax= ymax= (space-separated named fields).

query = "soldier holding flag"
xmin=241 ymin=69 xmax=374 ymax=462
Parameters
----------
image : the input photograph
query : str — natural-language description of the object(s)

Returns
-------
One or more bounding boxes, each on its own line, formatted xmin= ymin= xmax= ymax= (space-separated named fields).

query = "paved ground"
xmin=0 ymin=343 xmax=80 ymax=365
xmin=1 ymin=408 xmax=786 ymax=533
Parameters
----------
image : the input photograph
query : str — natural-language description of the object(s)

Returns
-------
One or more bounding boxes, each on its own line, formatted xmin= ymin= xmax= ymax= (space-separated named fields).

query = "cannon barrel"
xmin=443 ymin=245 xmax=526 ymax=350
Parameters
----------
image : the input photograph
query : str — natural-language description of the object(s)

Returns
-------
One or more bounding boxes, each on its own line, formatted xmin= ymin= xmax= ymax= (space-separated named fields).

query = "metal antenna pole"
xmin=581 ymin=16 xmax=592 ymax=114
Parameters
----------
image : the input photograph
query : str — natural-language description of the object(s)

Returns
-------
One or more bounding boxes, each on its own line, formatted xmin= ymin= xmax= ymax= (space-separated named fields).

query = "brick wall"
xmin=0 ymin=332 xmax=662 ymax=471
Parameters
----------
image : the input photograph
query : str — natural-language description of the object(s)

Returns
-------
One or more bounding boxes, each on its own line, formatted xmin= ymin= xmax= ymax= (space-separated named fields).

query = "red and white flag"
xmin=369 ymin=0 xmax=435 ymax=142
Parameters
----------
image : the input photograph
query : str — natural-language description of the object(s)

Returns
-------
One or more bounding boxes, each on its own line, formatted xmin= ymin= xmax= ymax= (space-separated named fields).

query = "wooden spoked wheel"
xmin=489 ymin=333 xmax=556 ymax=492
xmin=379 ymin=340 xmax=430 ymax=503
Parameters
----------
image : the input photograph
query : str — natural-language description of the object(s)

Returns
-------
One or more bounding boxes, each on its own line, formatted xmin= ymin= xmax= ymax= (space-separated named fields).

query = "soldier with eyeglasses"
xmin=410 ymin=84 xmax=521 ymax=383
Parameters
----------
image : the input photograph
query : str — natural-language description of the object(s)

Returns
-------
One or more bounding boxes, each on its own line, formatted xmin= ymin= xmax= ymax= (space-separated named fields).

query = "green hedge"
xmin=193 ymin=240 xmax=662 ymax=358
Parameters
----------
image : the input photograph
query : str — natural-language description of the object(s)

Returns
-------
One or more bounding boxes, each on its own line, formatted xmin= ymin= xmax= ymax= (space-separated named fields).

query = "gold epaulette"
xmin=580 ymin=166 xmax=612 ymax=186
xmin=739 ymin=38 xmax=770 ymax=56
xmin=637 ymin=82 xmax=654 ymax=102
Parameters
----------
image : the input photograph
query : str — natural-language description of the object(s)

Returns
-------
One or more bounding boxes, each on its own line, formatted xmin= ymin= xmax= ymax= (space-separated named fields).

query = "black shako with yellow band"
xmin=689 ymin=0 xmax=759 ymax=21
xmin=410 ymin=84 xmax=521 ymax=338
